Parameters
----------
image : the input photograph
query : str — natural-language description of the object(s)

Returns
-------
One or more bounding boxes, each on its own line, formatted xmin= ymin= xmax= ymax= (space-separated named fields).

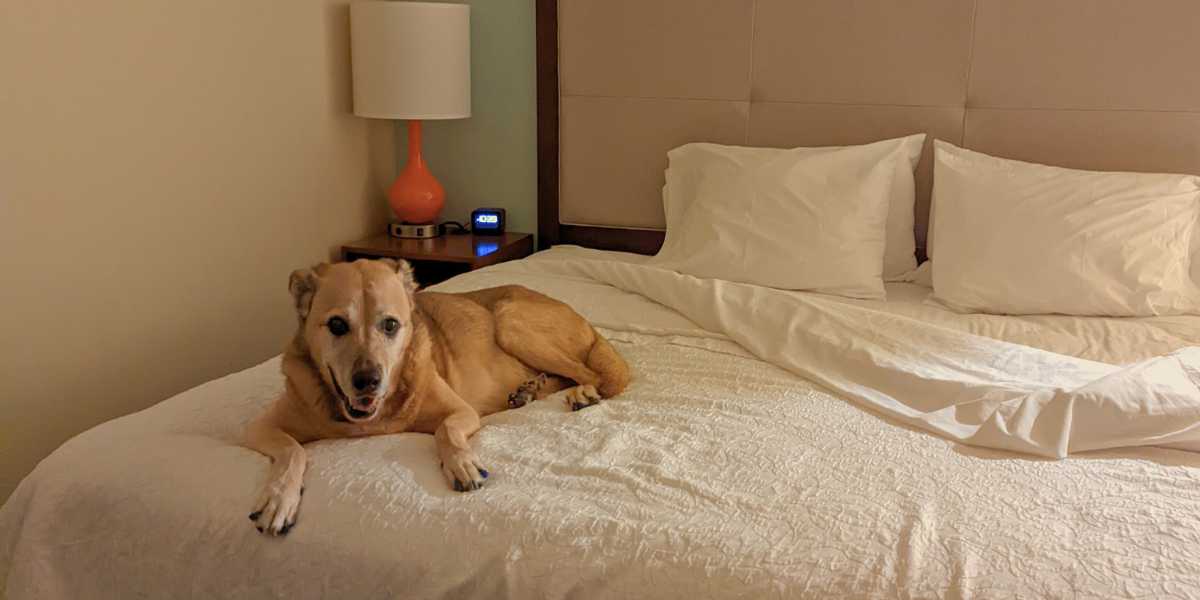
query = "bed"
xmin=3 ymin=247 xmax=1200 ymax=598
xmin=6 ymin=0 xmax=1200 ymax=597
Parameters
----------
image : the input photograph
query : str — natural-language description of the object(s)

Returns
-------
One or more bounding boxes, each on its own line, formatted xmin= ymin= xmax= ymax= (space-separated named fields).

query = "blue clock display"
xmin=471 ymin=208 xmax=506 ymax=235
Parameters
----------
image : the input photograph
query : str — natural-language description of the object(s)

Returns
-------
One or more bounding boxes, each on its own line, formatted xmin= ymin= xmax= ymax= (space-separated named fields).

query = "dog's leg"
xmin=495 ymin=325 xmax=606 ymax=411
xmin=245 ymin=415 xmax=306 ymax=536
xmin=492 ymin=295 xmax=629 ymax=411
xmin=425 ymin=377 xmax=489 ymax=492
xmin=436 ymin=409 xmax=488 ymax=492
xmin=507 ymin=372 xmax=548 ymax=408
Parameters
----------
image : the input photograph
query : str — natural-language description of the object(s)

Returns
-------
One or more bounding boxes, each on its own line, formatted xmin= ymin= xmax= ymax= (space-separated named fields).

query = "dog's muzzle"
xmin=328 ymin=366 xmax=380 ymax=422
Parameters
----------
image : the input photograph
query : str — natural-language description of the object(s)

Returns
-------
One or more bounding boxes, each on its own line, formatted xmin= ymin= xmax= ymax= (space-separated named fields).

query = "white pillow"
xmin=662 ymin=134 xmax=924 ymax=280
xmin=649 ymin=136 xmax=921 ymax=300
xmin=930 ymin=140 xmax=1200 ymax=316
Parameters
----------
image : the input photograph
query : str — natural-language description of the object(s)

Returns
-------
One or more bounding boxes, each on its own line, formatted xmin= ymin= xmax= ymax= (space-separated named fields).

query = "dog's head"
xmin=289 ymin=259 xmax=419 ymax=423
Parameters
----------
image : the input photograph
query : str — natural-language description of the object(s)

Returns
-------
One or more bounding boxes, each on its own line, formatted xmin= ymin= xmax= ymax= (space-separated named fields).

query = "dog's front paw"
xmin=440 ymin=449 xmax=489 ymax=492
xmin=249 ymin=478 xmax=303 ymax=536
xmin=564 ymin=384 xmax=602 ymax=411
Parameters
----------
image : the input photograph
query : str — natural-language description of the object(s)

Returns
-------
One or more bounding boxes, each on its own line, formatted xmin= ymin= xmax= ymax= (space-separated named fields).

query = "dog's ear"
xmin=378 ymin=258 xmax=418 ymax=295
xmin=288 ymin=265 xmax=321 ymax=321
xmin=396 ymin=259 xmax=418 ymax=295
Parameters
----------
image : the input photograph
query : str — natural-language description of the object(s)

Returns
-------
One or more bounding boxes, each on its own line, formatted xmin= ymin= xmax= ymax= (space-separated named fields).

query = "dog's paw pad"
xmin=569 ymin=398 xmax=602 ymax=411
xmin=453 ymin=478 xmax=485 ymax=492
xmin=565 ymin=384 xmax=602 ymax=411
xmin=507 ymin=391 xmax=531 ymax=409
xmin=508 ymin=374 xmax=549 ymax=409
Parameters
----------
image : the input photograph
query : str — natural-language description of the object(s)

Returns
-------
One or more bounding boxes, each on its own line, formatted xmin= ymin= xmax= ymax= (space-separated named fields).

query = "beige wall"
xmin=396 ymin=0 xmax=538 ymax=236
xmin=0 ymin=1 xmax=394 ymax=502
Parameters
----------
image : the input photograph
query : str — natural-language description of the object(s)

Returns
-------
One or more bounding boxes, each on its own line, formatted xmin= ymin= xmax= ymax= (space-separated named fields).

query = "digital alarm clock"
xmin=471 ymin=208 xmax=506 ymax=235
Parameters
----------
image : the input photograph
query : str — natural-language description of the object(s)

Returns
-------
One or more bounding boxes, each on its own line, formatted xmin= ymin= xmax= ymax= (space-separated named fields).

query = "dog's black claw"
xmin=280 ymin=522 xmax=293 ymax=535
xmin=300 ymin=487 xmax=305 ymax=496
xmin=479 ymin=469 xmax=489 ymax=478
xmin=248 ymin=511 xmax=261 ymax=521
xmin=256 ymin=526 xmax=264 ymax=533
xmin=455 ymin=478 xmax=486 ymax=492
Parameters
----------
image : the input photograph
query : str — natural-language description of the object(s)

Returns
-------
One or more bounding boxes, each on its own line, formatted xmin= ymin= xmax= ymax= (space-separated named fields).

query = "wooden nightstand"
xmin=341 ymin=232 xmax=534 ymax=287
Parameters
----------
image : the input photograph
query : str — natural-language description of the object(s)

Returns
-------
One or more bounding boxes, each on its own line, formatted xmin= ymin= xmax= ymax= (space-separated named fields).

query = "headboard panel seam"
xmin=562 ymin=93 xmax=1200 ymax=115
xmin=744 ymin=0 xmax=759 ymax=145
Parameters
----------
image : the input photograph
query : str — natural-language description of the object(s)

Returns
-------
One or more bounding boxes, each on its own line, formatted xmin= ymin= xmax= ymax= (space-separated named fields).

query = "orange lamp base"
xmin=388 ymin=120 xmax=444 ymax=224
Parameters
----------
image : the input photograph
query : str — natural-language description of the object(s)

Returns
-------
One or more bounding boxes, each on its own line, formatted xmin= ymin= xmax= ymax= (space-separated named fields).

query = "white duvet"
xmin=4 ymin=247 xmax=1200 ymax=599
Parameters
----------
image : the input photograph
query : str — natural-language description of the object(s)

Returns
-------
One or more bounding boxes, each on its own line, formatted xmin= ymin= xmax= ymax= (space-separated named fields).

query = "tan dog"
xmin=245 ymin=259 xmax=630 ymax=535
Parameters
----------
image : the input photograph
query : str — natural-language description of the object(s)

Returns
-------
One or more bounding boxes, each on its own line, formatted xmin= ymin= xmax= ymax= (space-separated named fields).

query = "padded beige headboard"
xmin=536 ymin=0 xmax=1200 ymax=257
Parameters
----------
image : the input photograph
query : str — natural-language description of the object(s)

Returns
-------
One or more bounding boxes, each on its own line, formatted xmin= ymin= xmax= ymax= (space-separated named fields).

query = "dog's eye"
xmin=381 ymin=317 xmax=401 ymax=335
xmin=326 ymin=317 xmax=349 ymax=337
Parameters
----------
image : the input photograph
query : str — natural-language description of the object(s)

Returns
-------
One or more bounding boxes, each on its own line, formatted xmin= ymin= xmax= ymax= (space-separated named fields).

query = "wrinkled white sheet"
xmin=3 ymin=247 xmax=1200 ymax=599
xmin=520 ymin=255 xmax=1200 ymax=458
xmin=540 ymin=245 xmax=1200 ymax=366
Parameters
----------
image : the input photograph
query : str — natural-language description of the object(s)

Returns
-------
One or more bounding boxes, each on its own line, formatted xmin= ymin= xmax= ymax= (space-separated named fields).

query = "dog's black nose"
xmin=351 ymin=369 xmax=381 ymax=393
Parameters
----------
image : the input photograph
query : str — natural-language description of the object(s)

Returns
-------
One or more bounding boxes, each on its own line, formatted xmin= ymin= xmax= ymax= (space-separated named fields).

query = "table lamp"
xmin=350 ymin=1 xmax=471 ymax=238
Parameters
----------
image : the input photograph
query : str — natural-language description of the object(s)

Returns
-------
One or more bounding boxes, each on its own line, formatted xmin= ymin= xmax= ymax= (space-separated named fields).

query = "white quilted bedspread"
xmin=3 ymin=248 xmax=1200 ymax=599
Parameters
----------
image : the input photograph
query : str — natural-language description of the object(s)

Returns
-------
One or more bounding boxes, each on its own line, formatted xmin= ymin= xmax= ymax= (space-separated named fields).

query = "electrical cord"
xmin=439 ymin=221 xmax=471 ymax=235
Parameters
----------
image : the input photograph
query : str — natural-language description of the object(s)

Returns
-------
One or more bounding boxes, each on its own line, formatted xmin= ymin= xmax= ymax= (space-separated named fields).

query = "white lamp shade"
xmin=350 ymin=1 xmax=471 ymax=120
